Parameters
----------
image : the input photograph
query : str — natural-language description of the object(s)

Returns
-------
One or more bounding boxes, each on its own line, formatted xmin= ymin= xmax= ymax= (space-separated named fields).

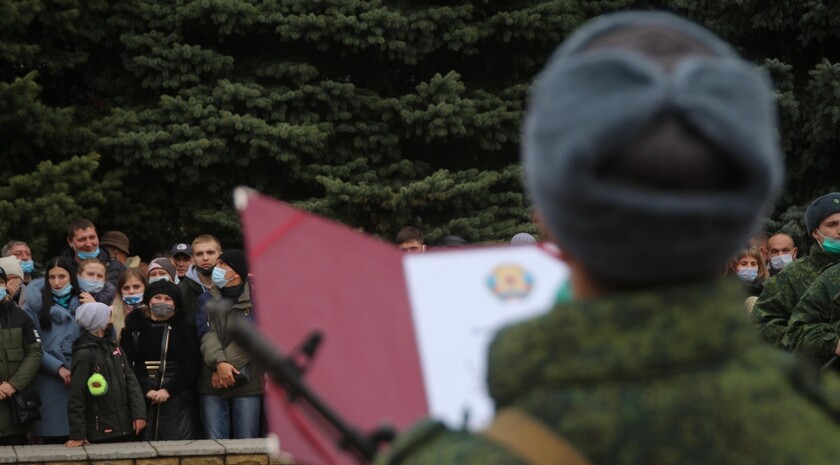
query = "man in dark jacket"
xmin=197 ymin=249 xmax=263 ymax=439
xmin=179 ymin=234 xmax=221 ymax=336
xmin=62 ymin=218 xmax=126 ymax=287
xmin=0 ymin=266 xmax=43 ymax=445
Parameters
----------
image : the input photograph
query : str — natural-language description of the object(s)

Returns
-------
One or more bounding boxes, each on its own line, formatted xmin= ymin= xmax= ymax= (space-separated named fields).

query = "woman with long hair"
xmin=22 ymin=256 xmax=81 ymax=443
xmin=111 ymin=268 xmax=148 ymax=341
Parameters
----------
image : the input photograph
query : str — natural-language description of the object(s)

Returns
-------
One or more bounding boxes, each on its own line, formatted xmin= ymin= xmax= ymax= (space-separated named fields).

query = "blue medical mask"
xmin=736 ymin=268 xmax=758 ymax=283
xmin=75 ymin=247 xmax=100 ymax=260
xmin=79 ymin=278 xmax=105 ymax=294
xmin=0 ymin=287 xmax=6 ymax=300
xmin=123 ymin=294 xmax=143 ymax=306
xmin=769 ymin=254 xmax=793 ymax=270
xmin=51 ymin=283 xmax=73 ymax=297
xmin=211 ymin=266 xmax=231 ymax=288
xmin=148 ymin=275 xmax=170 ymax=284
xmin=20 ymin=260 xmax=34 ymax=274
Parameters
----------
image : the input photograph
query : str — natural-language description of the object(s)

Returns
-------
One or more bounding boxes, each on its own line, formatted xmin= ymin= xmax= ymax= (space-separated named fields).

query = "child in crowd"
xmin=65 ymin=302 xmax=146 ymax=447
xmin=77 ymin=259 xmax=117 ymax=305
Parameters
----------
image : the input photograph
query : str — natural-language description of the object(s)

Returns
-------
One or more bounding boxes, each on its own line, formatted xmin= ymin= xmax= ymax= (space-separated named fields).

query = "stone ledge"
xmin=7 ymin=439 xmax=288 ymax=463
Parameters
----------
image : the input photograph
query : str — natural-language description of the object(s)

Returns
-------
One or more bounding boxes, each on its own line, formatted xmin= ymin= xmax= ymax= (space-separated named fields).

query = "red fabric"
xmin=240 ymin=193 xmax=428 ymax=465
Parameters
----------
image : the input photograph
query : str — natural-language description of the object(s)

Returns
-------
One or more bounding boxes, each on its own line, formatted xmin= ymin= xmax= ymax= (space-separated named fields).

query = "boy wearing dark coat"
xmin=65 ymin=302 xmax=146 ymax=446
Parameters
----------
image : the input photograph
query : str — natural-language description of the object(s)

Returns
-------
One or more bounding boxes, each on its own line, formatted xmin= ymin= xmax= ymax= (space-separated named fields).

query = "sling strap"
xmin=481 ymin=408 xmax=594 ymax=465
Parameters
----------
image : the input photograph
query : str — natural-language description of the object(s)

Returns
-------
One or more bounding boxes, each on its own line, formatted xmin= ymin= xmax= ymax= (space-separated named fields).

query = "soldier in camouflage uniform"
xmin=753 ymin=193 xmax=840 ymax=349
xmin=781 ymin=195 xmax=840 ymax=362
xmin=380 ymin=11 xmax=840 ymax=465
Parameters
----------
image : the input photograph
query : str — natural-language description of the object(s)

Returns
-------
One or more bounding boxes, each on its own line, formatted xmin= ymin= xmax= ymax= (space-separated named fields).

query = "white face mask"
xmin=769 ymin=254 xmax=793 ymax=270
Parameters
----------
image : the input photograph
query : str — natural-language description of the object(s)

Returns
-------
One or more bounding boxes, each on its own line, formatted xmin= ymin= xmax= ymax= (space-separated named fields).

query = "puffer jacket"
xmin=67 ymin=331 xmax=146 ymax=442
xmin=0 ymin=297 xmax=43 ymax=436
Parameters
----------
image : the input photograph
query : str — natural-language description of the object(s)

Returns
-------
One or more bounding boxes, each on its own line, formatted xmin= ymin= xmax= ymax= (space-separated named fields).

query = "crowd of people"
xmin=0 ymin=219 xmax=260 ymax=446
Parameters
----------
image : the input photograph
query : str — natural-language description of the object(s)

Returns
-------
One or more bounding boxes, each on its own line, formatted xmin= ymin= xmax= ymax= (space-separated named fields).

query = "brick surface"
xmin=135 ymin=458 xmax=179 ymax=465
xmin=85 ymin=442 xmax=158 ymax=459
xmin=180 ymin=457 xmax=225 ymax=465
xmin=45 ymin=462 xmax=88 ymax=465
xmin=90 ymin=460 xmax=133 ymax=465
xmin=226 ymin=454 xmax=268 ymax=465
xmin=150 ymin=440 xmax=225 ymax=457
xmin=14 ymin=444 xmax=88 ymax=462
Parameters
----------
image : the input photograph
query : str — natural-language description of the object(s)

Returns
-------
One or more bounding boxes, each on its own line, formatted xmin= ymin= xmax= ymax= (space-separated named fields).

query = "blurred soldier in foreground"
xmin=381 ymin=11 xmax=840 ymax=465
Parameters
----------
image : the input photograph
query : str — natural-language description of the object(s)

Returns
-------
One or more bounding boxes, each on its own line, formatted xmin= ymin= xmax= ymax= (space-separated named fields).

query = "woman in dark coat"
xmin=119 ymin=280 xmax=201 ymax=440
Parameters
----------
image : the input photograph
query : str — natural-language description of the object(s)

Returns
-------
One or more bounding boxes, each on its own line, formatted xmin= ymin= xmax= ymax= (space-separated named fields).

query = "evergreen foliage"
xmin=1 ymin=0 xmax=838 ymax=257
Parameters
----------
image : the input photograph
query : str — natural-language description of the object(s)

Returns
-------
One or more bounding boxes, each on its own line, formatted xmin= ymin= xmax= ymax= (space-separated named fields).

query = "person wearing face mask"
xmin=728 ymin=247 xmax=769 ymax=298
xmin=764 ymin=233 xmax=798 ymax=276
xmin=196 ymin=249 xmax=263 ymax=439
xmin=753 ymin=193 xmax=840 ymax=350
xmin=2 ymin=240 xmax=36 ymax=285
xmin=110 ymin=268 xmax=148 ymax=343
xmin=119 ymin=280 xmax=201 ymax=440
xmin=22 ymin=256 xmax=81 ymax=443
xmin=61 ymin=219 xmax=126 ymax=287
xmin=147 ymin=258 xmax=178 ymax=285
xmin=0 ymin=265 xmax=43 ymax=445
xmin=180 ymin=235 xmax=222 ymax=338
xmin=76 ymin=259 xmax=117 ymax=306
xmin=0 ymin=256 xmax=28 ymax=308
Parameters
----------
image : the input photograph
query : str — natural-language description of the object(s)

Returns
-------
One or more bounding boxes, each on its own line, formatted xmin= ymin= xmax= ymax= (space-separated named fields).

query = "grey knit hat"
xmin=76 ymin=302 xmax=111 ymax=333
xmin=511 ymin=233 xmax=538 ymax=246
xmin=804 ymin=193 xmax=840 ymax=235
xmin=522 ymin=11 xmax=783 ymax=283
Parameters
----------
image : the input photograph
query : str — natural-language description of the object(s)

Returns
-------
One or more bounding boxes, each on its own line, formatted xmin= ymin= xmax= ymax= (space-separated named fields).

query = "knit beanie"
xmin=148 ymin=258 xmax=177 ymax=281
xmin=143 ymin=279 xmax=183 ymax=309
xmin=804 ymin=193 xmax=840 ymax=235
xmin=0 ymin=256 xmax=24 ymax=280
xmin=76 ymin=302 xmax=111 ymax=333
xmin=218 ymin=249 xmax=249 ymax=279
xmin=511 ymin=233 xmax=537 ymax=246
xmin=522 ymin=11 xmax=783 ymax=284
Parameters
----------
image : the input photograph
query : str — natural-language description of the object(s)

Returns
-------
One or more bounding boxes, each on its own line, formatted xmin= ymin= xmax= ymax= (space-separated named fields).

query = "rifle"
xmin=208 ymin=299 xmax=397 ymax=464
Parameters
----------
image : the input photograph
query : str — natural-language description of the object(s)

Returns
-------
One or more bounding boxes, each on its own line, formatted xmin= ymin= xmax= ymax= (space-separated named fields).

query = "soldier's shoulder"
xmin=379 ymin=419 xmax=524 ymax=465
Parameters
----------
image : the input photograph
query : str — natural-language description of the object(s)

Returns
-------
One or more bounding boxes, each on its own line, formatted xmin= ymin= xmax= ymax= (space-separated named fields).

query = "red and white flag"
xmin=237 ymin=189 xmax=568 ymax=465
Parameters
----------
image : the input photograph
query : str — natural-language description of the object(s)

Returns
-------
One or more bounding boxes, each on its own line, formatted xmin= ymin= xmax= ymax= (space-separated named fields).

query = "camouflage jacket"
xmin=785 ymin=262 xmax=840 ymax=362
xmin=752 ymin=244 xmax=840 ymax=349
xmin=381 ymin=279 xmax=840 ymax=465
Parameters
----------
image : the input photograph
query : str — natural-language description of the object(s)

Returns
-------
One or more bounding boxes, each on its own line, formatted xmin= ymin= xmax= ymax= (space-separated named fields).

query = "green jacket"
xmin=752 ymin=244 xmax=840 ymax=348
xmin=382 ymin=279 xmax=840 ymax=465
xmin=67 ymin=332 xmax=147 ymax=441
xmin=198 ymin=283 xmax=264 ymax=397
xmin=784 ymin=262 xmax=840 ymax=362
xmin=0 ymin=297 xmax=43 ymax=436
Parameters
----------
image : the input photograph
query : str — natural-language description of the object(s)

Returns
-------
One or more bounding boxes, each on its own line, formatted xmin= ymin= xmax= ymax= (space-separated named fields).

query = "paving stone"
xmin=90 ymin=460 xmax=133 ymax=465
xmin=85 ymin=441 xmax=158 ymax=459
xmin=14 ymin=444 xmax=88 ymax=462
xmin=150 ymin=440 xmax=225 ymax=457
xmin=217 ymin=438 xmax=270 ymax=455
xmin=0 ymin=446 xmax=17 ymax=463
xmin=45 ymin=462 xmax=88 ymax=465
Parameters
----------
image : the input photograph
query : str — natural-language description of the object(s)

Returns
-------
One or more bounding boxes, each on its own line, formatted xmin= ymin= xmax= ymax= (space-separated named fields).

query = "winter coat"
xmin=0 ymin=297 xmax=43 ymax=437
xmin=179 ymin=265 xmax=211 ymax=338
xmin=61 ymin=247 xmax=125 ymax=287
xmin=67 ymin=331 xmax=146 ymax=442
xmin=22 ymin=278 xmax=81 ymax=437
xmin=197 ymin=283 xmax=264 ymax=397
xmin=752 ymin=244 xmax=840 ymax=349
xmin=120 ymin=308 xmax=201 ymax=440
xmin=383 ymin=279 xmax=840 ymax=465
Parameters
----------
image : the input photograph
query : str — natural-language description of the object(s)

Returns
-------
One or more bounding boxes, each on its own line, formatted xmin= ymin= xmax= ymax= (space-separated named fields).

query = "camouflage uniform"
xmin=751 ymin=244 xmax=840 ymax=348
xmin=784 ymin=261 xmax=840 ymax=362
xmin=382 ymin=279 xmax=840 ymax=465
